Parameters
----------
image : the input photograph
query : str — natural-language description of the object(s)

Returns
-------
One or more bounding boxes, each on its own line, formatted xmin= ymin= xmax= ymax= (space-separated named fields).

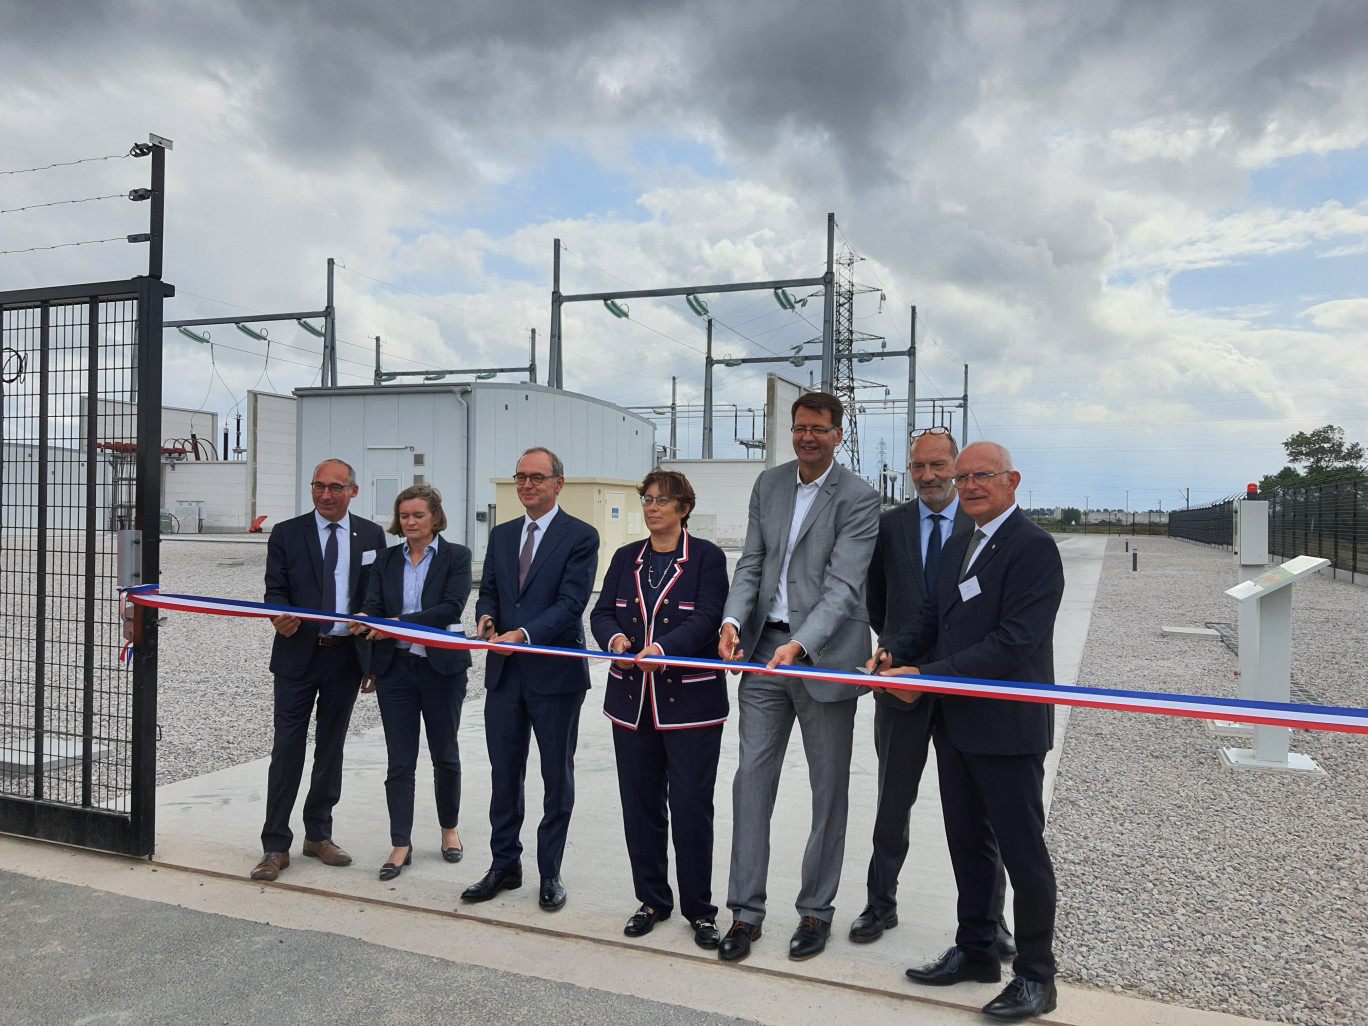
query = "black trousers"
xmin=612 ymin=715 xmax=723 ymax=923
xmin=261 ymin=641 xmax=361 ymax=852
xmin=375 ymin=656 xmax=467 ymax=848
xmin=934 ymin=730 xmax=1057 ymax=982
xmin=867 ymin=700 xmax=1009 ymax=922
xmin=484 ymin=676 xmax=585 ymax=878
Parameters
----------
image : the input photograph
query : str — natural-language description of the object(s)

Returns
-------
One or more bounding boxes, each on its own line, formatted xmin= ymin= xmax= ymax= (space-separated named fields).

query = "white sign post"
xmin=1208 ymin=497 xmax=1269 ymax=736
xmin=1220 ymin=555 xmax=1329 ymax=774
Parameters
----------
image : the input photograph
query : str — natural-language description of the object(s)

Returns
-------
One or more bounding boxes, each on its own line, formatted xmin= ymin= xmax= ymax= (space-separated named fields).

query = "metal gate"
xmin=0 ymin=277 xmax=171 ymax=856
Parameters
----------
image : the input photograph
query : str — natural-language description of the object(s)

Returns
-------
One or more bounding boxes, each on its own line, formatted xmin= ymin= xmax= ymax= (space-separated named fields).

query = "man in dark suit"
xmin=462 ymin=446 xmax=599 ymax=912
xmin=875 ymin=441 xmax=1064 ymax=1022
xmin=252 ymin=458 xmax=387 ymax=881
xmin=851 ymin=430 xmax=1014 ymax=961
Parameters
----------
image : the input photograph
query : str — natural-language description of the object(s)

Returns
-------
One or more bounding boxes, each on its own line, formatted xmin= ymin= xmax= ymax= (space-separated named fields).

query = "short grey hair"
xmin=960 ymin=441 xmax=1014 ymax=473
xmin=313 ymin=458 xmax=357 ymax=486
xmin=518 ymin=446 xmax=564 ymax=479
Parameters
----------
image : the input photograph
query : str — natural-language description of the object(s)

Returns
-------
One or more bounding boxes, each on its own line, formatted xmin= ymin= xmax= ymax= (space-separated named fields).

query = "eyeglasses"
xmin=791 ymin=425 xmax=838 ymax=436
xmin=953 ymin=471 xmax=1010 ymax=486
xmin=513 ymin=473 xmax=555 ymax=485
xmin=916 ymin=427 xmax=953 ymax=437
xmin=639 ymin=495 xmax=677 ymax=507
xmin=311 ymin=481 xmax=349 ymax=495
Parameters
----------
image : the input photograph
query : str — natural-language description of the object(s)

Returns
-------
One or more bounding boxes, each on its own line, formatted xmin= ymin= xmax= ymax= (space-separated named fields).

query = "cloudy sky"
xmin=3 ymin=0 xmax=1366 ymax=511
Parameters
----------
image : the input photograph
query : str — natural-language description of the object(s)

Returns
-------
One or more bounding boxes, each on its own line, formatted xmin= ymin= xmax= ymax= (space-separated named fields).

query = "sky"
xmin=2 ymin=0 xmax=1366 ymax=511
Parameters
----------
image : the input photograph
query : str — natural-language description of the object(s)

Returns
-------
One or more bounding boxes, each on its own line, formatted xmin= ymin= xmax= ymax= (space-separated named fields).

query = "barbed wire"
xmin=0 ymin=147 xmax=139 ymax=177
xmin=1 ymin=193 xmax=128 ymax=215
xmin=0 ymin=236 xmax=128 ymax=256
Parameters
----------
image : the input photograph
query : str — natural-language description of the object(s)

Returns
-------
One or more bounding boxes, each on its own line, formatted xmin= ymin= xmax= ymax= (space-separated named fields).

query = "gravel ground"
xmin=155 ymin=538 xmax=489 ymax=785
xmin=1048 ymin=535 xmax=1368 ymax=1025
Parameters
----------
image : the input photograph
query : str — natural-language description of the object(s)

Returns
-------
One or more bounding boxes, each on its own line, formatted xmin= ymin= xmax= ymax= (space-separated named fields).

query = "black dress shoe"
xmin=789 ymin=916 xmax=831 ymax=960
xmin=718 ymin=920 xmax=761 ymax=962
xmin=442 ymin=844 xmax=464 ymax=864
xmin=378 ymin=847 xmax=412 ymax=881
xmin=982 ymin=977 xmax=1057 ymax=1021
xmin=539 ymin=875 xmax=567 ymax=911
xmin=994 ymin=916 xmax=1017 ymax=961
xmin=848 ymin=904 xmax=898 ymax=943
xmin=623 ymin=903 xmax=669 ymax=936
xmin=905 ymin=946 xmax=1002 ymax=986
xmin=691 ymin=917 xmax=720 ymax=950
xmin=460 ymin=867 xmax=522 ymax=903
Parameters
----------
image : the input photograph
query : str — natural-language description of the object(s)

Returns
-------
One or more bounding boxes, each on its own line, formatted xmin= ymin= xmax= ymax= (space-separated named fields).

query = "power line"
xmin=0 ymin=148 xmax=137 ymax=176
xmin=0 ymin=193 xmax=128 ymax=215
xmin=0 ymin=236 xmax=129 ymax=256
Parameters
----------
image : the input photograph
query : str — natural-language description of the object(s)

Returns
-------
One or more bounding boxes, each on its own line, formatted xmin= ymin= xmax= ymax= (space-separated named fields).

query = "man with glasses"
xmin=872 ymin=442 xmax=1064 ymax=1022
xmin=851 ymin=429 xmax=1015 ymax=960
xmin=252 ymin=458 xmax=386 ymax=881
xmin=716 ymin=392 xmax=880 ymax=963
xmin=463 ymin=447 xmax=599 ymax=912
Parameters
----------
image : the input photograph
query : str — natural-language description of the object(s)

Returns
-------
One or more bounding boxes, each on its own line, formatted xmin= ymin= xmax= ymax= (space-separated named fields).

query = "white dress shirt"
xmin=516 ymin=505 xmax=559 ymax=643
xmin=314 ymin=510 xmax=352 ymax=636
xmin=961 ymin=503 xmax=1018 ymax=577
xmin=767 ymin=461 xmax=835 ymax=622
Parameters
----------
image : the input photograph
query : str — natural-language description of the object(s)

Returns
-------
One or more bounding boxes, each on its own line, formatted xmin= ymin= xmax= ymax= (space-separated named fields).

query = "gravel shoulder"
xmin=1048 ymin=535 xmax=1368 ymax=1026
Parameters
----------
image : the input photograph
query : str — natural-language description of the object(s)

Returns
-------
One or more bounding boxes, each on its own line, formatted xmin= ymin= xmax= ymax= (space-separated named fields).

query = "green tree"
xmin=1060 ymin=507 xmax=1082 ymax=526
xmin=1262 ymin=425 xmax=1365 ymax=492
xmin=1284 ymin=425 xmax=1364 ymax=475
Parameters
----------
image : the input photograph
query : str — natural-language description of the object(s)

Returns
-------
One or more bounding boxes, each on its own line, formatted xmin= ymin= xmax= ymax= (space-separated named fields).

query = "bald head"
xmin=955 ymin=442 xmax=1021 ymax=526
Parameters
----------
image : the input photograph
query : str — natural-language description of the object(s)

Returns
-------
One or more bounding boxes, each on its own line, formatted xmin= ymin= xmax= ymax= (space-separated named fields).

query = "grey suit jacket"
xmin=867 ymin=499 xmax=974 ymax=713
xmin=723 ymin=459 xmax=880 ymax=702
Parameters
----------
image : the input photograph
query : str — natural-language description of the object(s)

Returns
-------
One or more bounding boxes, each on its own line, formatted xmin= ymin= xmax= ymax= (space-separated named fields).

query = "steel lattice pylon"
xmin=828 ymin=247 xmax=883 ymax=474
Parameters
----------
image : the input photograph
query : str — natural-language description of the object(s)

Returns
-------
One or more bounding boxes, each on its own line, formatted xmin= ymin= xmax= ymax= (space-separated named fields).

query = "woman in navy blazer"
xmin=350 ymin=484 xmax=472 ymax=881
xmin=590 ymin=468 xmax=729 ymax=949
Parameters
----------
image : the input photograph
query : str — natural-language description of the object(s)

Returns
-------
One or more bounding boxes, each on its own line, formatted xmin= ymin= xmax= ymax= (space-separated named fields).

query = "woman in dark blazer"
xmin=590 ymin=468 xmax=729 ymax=949
xmin=350 ymin=483 xmax=472 ymax=880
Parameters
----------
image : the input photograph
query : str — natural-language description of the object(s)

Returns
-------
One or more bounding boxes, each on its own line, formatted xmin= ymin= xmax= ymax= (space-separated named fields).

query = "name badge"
xmin=361 ymin=550 xmax=377 ymax=565
xmin=958 ymin=576 xmax=981 ymax=602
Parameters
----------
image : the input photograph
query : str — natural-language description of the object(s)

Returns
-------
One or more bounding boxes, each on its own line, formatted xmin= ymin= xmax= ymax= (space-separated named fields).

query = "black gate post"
xmin=129 ymin=277 xmax=166 ymax=856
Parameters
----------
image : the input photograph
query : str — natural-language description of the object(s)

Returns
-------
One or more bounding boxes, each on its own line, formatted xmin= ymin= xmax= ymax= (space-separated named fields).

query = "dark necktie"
xmin=959 ymin=528 xmax=986 ymax=582
xmin=518 ymin=521 xmax=538 ymax=590
xmin=923 ymin=512 xmax=946 ymax=591
xmin=321 ymin=522 xmax=339 ymax=619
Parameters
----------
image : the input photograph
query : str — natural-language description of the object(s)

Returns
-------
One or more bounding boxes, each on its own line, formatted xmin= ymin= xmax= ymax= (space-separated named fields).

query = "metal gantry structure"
xmin=548 ymin=213 xmax=839 ymax=393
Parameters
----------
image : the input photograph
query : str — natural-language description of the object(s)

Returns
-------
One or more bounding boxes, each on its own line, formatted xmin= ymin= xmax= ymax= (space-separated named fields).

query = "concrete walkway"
xmin=2 ymin=534 xmax=1275 ymax=1024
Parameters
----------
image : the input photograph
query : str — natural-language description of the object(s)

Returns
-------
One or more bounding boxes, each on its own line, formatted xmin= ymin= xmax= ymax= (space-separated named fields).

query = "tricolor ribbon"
xmin=122 ymin=586 xmax=1368 ymax=737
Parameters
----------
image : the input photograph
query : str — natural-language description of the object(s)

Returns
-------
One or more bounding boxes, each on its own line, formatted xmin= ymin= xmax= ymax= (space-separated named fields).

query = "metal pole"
xmin=324 ymin=257 xmax=336 ymax=387
xmin=148 ymin=141 xmax=166 ymax=281
xmin=670 ymin=376 xmax=678 ymax=459
xmin=820 ymin=212 xmax=835 ymax=393
xmin=907 ymin=305 xmax=916 ymax=451
xmin=702 ymin=318 xmax=714 ymax=459
xmin=529 ymin=328 xmax=537 ymax=384
xmin=961 ymin=363 xmax=969 ymax=448
xmin=550 ymin=238 xmax=563 ymax=389
xmin=373 ymin=336 xmax=381 ymax=386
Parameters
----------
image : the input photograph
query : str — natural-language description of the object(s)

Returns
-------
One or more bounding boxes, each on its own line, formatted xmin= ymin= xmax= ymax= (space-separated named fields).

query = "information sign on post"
xmin=1220 ymin=555 xmax=1330 ymax=774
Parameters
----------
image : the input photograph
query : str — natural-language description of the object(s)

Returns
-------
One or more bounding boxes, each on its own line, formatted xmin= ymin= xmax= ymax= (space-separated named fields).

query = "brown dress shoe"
xmin=250 ymin=851 xmax=290 ymax=881
xmin=301 ymin=839 xmax=353 ymax=866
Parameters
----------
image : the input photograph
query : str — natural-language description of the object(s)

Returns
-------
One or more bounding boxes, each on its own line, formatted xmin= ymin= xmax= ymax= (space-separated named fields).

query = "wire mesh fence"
xmin=1168 ymin=497 xmax=1236 ymax=548
xmin=0 ymin=279 xmax=166 ymax=855
xmin=1267 ymin=478 xmax=1366 ymax=582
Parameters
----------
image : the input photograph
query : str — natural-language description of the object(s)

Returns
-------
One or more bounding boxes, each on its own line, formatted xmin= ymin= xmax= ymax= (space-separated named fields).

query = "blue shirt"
xmin=314 ymin=510 xmax=352 ymax=636
xmin=398 ymin=535 xmax=437 ymax=656
xmin=919 ymin=495 xmax=960 ymax=563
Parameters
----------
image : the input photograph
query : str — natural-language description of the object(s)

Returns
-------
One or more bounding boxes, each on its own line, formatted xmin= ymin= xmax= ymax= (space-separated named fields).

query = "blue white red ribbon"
xmin=122 ymin=586 xmax=1368 ymax=737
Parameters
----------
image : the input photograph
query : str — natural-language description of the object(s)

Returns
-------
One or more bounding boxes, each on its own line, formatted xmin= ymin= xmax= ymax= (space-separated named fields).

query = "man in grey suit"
xmin=716 ymin=392 xmax=880 ymax=963
xmin=849 ymin=429 xmax=1015 ymax=960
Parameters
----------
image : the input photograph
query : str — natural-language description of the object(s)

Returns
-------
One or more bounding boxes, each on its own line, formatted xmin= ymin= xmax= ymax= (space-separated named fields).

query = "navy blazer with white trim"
xmin=590 ymin=529 xmax=730 ymax=730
